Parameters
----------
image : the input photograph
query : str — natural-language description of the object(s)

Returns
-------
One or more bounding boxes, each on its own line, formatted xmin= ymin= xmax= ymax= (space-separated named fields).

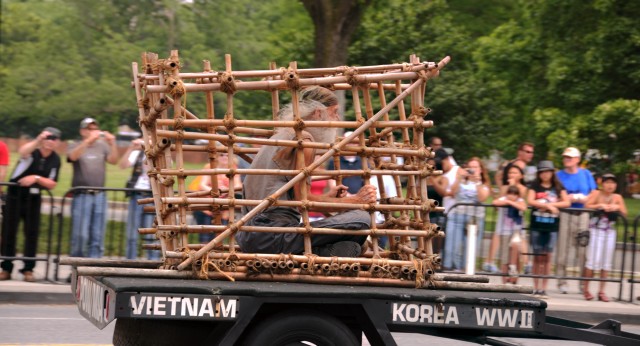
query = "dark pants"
xmin=1 ymin=191 xmax=42 ymax=273
xmin=237 ymin=208 xmax=369 ymax=254
xmin=194 ymin=211 xmax=229 ymax=243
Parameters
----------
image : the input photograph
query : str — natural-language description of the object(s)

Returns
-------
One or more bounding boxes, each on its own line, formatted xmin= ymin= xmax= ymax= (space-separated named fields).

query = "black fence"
xmin=628 ymin=215 xmax=640 ymax=302
xmin=442 ymin=203 xmax=638 ymax=301
xmin=2 ymin=182 xmax=639 ymax=301
xmin=0 ymin=184 xmax=158 ymax=282
xmin=52 ymin=186 xmax=158 ymax=281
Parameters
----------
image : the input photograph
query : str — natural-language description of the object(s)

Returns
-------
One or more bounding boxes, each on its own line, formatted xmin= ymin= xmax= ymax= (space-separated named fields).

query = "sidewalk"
xmin=1 ymin=259 xmax=639 ymax=325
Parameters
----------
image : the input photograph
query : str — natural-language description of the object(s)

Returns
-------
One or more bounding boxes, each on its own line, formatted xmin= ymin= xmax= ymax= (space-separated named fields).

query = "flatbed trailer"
xmin=71 ymin=270 xmax=640 ymax=346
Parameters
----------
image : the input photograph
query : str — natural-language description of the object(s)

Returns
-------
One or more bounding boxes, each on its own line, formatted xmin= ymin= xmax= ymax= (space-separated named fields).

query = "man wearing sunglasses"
xmin=495 ymin=142 xmax=535 ymax=189
xmin=0 ymin=127 xmax=61 ymax=282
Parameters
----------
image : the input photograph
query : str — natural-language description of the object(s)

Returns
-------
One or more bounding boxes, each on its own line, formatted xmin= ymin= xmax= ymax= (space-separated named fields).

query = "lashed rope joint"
xmin=223 ymin=117 xmax=236 ymax=130
xmin=166 ymin=77 xmax=185 ymax=97
xmin=294 ymin=119 xmax=305 ymax=131
xmin=284 ymin=68 xmax=300 ymax=90
xmin=219 ymin=72 xmax=237 ymax=94
xmin=344 ymin=67 xmax=360 ymax=86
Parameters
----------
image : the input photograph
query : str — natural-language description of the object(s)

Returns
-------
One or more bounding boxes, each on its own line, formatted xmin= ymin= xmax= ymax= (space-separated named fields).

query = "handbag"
xmin=576 ymin=230 xmax=590 ymax=247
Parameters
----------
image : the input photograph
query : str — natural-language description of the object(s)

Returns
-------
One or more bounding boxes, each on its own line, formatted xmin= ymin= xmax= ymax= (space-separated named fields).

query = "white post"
xmin=466 ymin=223 xmax=477 ymax=275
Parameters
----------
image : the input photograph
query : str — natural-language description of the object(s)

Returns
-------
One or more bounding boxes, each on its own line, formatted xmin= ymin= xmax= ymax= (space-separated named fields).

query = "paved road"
xmin=1 ymin=304 xmax=639 ymax=345
xmin=0 ymin=304 xmax=114 ymax=345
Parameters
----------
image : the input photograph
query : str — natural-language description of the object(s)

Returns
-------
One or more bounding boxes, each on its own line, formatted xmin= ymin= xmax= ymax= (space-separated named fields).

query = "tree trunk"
xmin=301 ymin=0 xmax=371 ymax=119
xmin=301 ymin=0 xmax=371 ymax=68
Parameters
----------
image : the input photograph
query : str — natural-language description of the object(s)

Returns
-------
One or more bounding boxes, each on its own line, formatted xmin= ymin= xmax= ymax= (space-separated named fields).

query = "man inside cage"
xmin=237 ymin=86 xmax=378 ymax=257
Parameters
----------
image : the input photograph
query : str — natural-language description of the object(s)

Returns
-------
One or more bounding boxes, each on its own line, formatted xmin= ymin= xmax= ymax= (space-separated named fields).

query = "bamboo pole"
xmin=223 ymin=54 xmax=238 ymax=255
xmin=75 ymin=266 xmax=531 ymax=293
xmin=269 ymin=61 xmax=280 ymax=120
xmin=137 ymin=61 xmax=435 ymax=80
xmin=154 ymin=225 xmax=438 ymax=237
xmin=155 ymin=119 xmax=434 ymax=129
xmin=155 ymin=130 xmax=432 ymax=158
xmin=168 ymin=50 xmax=190 ymax=250
xmin=131 ymin=59 xmax=166 ymax=258
xmin=60 ymin=257 xmax=162 ymax=268
xmin=145 ymin=68 xmax=439 ymax=94
xmin=136 ymin=80 xmax=412 ymax=91
xmin=203 ymin=59 xmax=221 ymax=226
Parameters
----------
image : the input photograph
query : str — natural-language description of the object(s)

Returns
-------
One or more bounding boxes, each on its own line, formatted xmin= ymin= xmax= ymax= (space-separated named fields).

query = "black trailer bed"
xmin=72 ymin=274 xmax=640 ymax=346
xmin=75 ymin=275 xmax=549 ymax=345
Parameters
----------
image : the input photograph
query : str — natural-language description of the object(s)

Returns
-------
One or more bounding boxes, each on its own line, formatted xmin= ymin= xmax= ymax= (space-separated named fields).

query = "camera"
xmin=466 ymin=169 xmax=475 ymax=175
xmin=99 ymin=131 xmax=105 ymax=138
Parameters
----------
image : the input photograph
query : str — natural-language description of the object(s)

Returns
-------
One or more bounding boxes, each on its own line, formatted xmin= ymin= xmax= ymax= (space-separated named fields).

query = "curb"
xmin=0 ymin=292 xmax=74 ymax=305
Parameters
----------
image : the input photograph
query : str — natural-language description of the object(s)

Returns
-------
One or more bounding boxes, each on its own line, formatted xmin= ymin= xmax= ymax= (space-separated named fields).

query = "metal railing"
xmin=52 ymin=186 xmax=160 ymax=281
xmin=4 ymin=181 xmax=639 ymax=299
xmin=441 ymin=203 xmax=636 ymax=301
xmin=628 ymin=215 xmax=640 ymax=302
xmin=0 ymin=182 xmax=56 ymax=281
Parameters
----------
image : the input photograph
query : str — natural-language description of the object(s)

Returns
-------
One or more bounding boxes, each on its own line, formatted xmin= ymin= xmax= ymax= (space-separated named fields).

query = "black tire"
xmin=112 ymin=319 xmax=143 ymax=346
xmin=113 ymin=318 xmax=226 ymax=346
xmin=242 ymin=309 xmax=359 ymax=346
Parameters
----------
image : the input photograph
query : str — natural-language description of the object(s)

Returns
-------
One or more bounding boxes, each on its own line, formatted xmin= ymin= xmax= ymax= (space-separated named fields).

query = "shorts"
xmin=530 ymin=230 xmax=557 ymax=254
xmin=499 ymin=231 xmax=522 ymax=264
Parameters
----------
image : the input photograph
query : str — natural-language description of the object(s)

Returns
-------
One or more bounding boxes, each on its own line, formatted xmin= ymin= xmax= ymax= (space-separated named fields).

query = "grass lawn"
xmin=626 ymin=198 xmax=640 ymax=222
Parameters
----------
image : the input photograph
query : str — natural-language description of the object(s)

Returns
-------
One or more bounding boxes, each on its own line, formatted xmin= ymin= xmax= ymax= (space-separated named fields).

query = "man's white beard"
xmin=307 ymin=127 xmax=337 ymax=145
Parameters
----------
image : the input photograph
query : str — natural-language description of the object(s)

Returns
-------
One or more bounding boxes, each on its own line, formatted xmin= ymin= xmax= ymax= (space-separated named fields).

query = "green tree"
xmin=579 ymin=99 xmax=640 ymax=172
xmin=349 ymin=0 xmax=501 ymax=161
xmin=474 ymin=0 xmax=640 ymax=161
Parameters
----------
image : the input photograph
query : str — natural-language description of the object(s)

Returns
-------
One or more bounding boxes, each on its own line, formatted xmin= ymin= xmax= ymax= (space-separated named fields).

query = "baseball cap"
xmin=562 ymin=147 xmax=581 ymax=158
xmin=80 ymin=117 xmax=98 ymax=129
xmin=601 ymin=173 xmax=616 ymax=182
xmin=537 ymin=160 xmax=555 ymax=172
xmin=43 ymin=127 xmax=62 ymax=138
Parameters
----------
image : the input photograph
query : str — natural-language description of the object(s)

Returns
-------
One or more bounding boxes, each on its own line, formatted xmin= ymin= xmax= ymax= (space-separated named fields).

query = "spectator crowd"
xmin=430 ymin=140 xmax=628 ymax=301
xmin=0 ymin=122 xmax=632 ymax=303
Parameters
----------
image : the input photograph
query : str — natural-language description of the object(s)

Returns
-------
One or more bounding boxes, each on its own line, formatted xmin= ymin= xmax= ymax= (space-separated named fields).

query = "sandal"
xmin=583 ymin=291 xmax=594 ymax=301
xmin=598 ymin=292 xmax=610 ymax=302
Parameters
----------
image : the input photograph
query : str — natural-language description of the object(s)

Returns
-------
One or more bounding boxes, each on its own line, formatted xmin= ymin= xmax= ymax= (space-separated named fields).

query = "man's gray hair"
xmin=278 ymin=99 xmax=327 ymax=122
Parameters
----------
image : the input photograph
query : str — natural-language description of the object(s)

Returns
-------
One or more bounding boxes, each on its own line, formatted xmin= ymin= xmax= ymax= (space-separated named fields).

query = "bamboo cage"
xmin=126 ymin=50 xmax=526 ymax=293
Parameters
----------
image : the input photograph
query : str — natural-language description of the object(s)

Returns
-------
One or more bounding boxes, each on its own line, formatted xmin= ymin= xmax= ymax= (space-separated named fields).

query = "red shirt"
xmin=0 ymin=141 xmax=8 ymax=166
xmin=308 ymin=180 xmax=328 ymax=218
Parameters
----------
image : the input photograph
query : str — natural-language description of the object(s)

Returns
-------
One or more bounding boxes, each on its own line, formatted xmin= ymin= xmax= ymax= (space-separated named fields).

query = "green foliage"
xmin=579 ymin=99 xmax=640 ymax=173
xmin=348 ymin=0 xmax=503 ymax=161
xmin=472 ymin=0 xmax=640 ymax=164
xmin=0 ymin=0 xmax=312 ymax=136
xmin=1 ymin=0 xmax=638 ymax=175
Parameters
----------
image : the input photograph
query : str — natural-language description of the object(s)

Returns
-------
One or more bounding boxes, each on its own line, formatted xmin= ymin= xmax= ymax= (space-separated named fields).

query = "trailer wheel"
xmin=113 ymin=318 xmax=225 ymax=346
xmin=243 ymin=309 xmax=359 ymax=346
xmin=112 ymin=319 xmax=143 ymax=346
